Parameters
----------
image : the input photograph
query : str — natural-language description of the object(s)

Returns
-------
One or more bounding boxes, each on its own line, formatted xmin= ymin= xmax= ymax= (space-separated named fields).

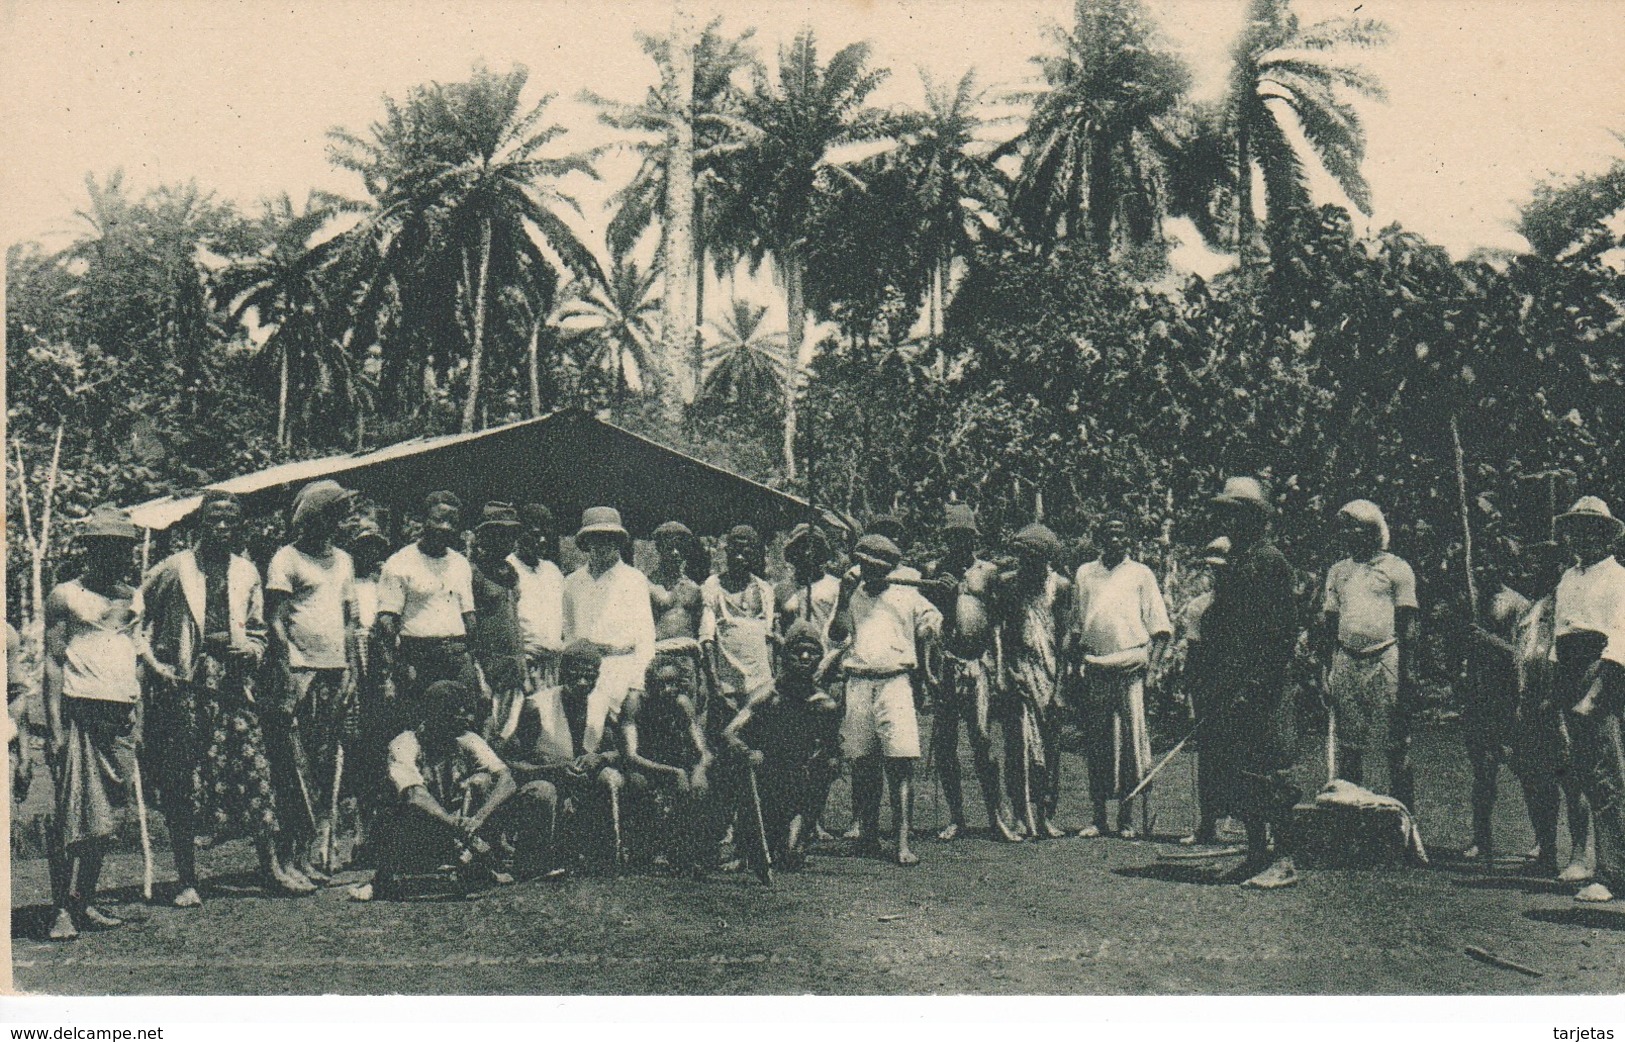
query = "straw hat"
xmin=853 ymin=534 xmax=902 ymax=569
xmin=291 ymin=479 xmax=353 ymax=530
xmin=476 ymin=501 xmax=521 ymax=532
xmin=79 ymin=505 xmax=138 ymax=542
xmin=577 ymin=506 xmax=629 ymax=543
xmin=1556 ymin=496 xmax=1624 ymax=536
xmin=943 ymin=504 xmax=979 ymax=535
xmin=1212 ymin=476 xmax=1273 ymax=515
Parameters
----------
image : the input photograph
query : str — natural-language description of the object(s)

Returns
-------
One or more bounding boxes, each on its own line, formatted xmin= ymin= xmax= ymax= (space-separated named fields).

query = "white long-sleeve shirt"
xmin=562 ymin=561 xmax=656 ymax=679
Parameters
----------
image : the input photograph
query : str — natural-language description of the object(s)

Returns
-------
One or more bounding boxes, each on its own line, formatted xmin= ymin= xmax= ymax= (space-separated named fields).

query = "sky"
xmin=3 ymin=0 xmax=1623 ymax=267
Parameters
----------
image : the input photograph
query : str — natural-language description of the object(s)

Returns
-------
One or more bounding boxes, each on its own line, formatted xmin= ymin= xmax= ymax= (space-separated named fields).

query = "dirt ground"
xmin=10 ymin=719 xmax=1624 ymax=996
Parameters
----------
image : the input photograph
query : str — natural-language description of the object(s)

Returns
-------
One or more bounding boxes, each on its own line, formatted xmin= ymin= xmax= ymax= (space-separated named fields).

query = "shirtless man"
xmin=723 ymin=622 xmax=842 ymax=871
xmin=778 ymin=524 xmax=840 ymax=640
xmin=649 ymin=521 xmax=705 ymax=642
xmin=924 ymin=505 xmax=1020 ymax=842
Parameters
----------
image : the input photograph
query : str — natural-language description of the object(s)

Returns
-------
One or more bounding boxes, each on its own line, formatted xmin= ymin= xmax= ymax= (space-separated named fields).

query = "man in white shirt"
xmin=1071 ymin=515 xmax=1172 ymax=839
xmin=265 ymin=479 xmax=359 ymax=879
xmin=562 ymin=507 xmax=656 ymax=754
xmin=509 ymin=504 xmax=565 ymax=691
xmin=374 ymin=493 xmax=477 ymax=706
xmin=1552 ymin=496 xmax=1625 ymax=903
xmin=1318 ymin=499 xmax=1419 ymax=807
xmin=829 ymin=534 xmax=943 ymax=866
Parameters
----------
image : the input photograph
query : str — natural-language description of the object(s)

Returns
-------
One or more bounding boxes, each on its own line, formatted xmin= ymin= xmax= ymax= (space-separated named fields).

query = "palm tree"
xmin=216 ymin=192 xmax=364 ymax=446
xmin=708 ymin=29 xmax=896 ymax=479
xmin=327 ymin=64 xmax=602 ymax=430
xmin=899 ymin=70 xmax=1007 ymax=335
xmin=552 ymin=255 xmax=662 ymax=397
xmin=699 ymin=298 xmax=789 ymax=410
xmin=1001 ymin=0 xmax=1191 ymax=256
xmin=1222 ymin=0 xmax=1389 ymax=261
xmin=586 ymin=19 xmax=757 ymax=397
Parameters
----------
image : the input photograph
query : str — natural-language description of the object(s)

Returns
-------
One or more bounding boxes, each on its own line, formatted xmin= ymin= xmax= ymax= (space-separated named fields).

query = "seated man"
xmin=350 ymin=680 xmax=555 ymax=901
xmin=620 ymin=649 xmax=722 ymax=875
xmin=722 ymin=622 xmax=842 ymax=872
xmin=501 ymin=640 xmax=627 ymax=869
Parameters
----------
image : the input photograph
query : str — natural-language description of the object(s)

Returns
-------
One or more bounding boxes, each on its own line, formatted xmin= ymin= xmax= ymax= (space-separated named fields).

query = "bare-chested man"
xmin=924 ymin=505 xmax=1020 ymax=843
xmin=650 ymin=521 xmax=705 ymax=642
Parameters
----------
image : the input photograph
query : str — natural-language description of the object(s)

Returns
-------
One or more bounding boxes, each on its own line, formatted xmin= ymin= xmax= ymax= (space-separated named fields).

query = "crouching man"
xmin=350 ymin=679 xmax=555 ymax=900
xmin=722 ymin=621 xmax=842 ymax=871
xmin=501 ymin=640 xmax=628 ymax=870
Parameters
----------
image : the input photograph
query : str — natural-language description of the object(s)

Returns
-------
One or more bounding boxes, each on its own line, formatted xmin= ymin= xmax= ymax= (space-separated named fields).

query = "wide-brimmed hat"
xmin=943 ymin=504 xmax=979 ymax=535
xmin=1212 ymin=476 xmax=1273 ymax=515
xmin=291 ymin=479 xmax=353 ymax=530
xmin=1557 ymin=496 xmax=1624 ymax=536
xmin=79 ymin=504 xmax=138 ymax=542
xmin=577 ymin=506 xmax=629 ymax=543
xmin=853 ymin=534 xmax=902 ymax=569
xmin=476 ymin=501 xmax=521 ymax=532
xmin=1200 ymin=535 xmax=1232 ymax=566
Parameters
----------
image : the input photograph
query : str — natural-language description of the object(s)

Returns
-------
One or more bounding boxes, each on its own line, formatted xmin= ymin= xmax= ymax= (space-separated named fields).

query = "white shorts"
xmin=584 ymin=652 xmax=643 ymax=753
xmin=841 ymin=673 xmax=921 ymax=760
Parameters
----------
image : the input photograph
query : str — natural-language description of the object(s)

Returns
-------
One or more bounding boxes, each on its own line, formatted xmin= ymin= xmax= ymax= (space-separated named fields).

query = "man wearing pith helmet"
xmin=1552 ymin=495 xmax=1625 ymax=903
xmin=829 ymin=533 xmax=942 ymax=865
xmin=561 ymin=507 xmax=655 ymax=754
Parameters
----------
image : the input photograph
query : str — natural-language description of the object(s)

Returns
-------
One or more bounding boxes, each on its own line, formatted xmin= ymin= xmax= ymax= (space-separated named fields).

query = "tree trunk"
xmin=527 ymin=316 xmax=543 ymax=418
xmin=1236 ymin=109 xmax=1256 ymax=264
xmin=460 ymin=218 xmax=494 ymax=433
xmin=692 ymin=193 xmax=707 ymax=394
xmin=659 ymin=4 xmax=698 ymax=410
xmin=782 ymin=248 xmax=804 ymax=481
xmin=277 ymin=348 xmax=290 ymax=447
xmin=1451 ymin=411 xmax=1480 ymax=624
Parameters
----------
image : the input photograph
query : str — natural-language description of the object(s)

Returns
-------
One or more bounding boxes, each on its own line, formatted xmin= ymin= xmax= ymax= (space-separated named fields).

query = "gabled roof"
xmin=126 ymin=410 xmax=815 ymax=537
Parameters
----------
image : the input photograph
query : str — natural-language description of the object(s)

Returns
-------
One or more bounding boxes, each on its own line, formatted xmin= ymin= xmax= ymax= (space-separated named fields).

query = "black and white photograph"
xmin=3 ymin=0 xmax=1624 ymax=1017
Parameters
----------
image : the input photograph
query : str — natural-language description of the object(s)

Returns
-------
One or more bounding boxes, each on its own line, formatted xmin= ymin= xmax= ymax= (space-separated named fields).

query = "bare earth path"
xmin=11 ymin=722 xmax=1624 ymax=995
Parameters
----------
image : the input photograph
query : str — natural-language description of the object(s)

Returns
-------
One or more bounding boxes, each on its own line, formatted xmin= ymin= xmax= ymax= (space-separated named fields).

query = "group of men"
xmin=18 ymin=468 xmax=1625 ymax=940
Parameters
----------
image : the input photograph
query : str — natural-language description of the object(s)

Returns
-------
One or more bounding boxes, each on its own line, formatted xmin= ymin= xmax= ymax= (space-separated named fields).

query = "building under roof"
xmin=126 ymin=409 xmax=817 ymax=538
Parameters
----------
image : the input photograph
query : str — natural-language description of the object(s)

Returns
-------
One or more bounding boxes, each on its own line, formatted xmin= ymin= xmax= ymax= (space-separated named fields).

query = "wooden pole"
xmin=1451 ymin=413 xmax=1479 ymax=624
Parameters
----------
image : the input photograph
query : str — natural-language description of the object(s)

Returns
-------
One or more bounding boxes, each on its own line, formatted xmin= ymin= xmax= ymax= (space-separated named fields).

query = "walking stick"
xmin=1323 ymin=666 xmax=1338 ymax=784
xmin=326 ymin=744 xmax=345 ymax=873
xmin=131 ymin=759 xmax=155 ymax=902
xmin=608 ymin=781 xmax=624 ymax=873
xmin=746 ymin=762 xmax=773 ymax=885
xmin=1123 ymin=716 xmax=1208 ymax=804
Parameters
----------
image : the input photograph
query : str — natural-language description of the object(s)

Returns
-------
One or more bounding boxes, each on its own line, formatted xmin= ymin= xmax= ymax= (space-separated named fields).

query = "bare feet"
xmin=1038 ymin=819 xmax=1067 ymax=840
xmin=1074 ymin=824 xmax=1106 ymax=839
xmin=80 ymin=905 xmax=124 ymax=929
xmin=841 ymin=823 xmax=864 ymax=842
xmin=896 ymin=845 xmax=920 ymax=867
xmin=1117 ymin=825 xmax=1139 ymax=841
xmin=49 ymin=908 xmax=79 ymax=941
xmin=347 ymin=883 xmax=374 ymax=902
xmin=1460 ymin=844 xmax=1489 ymax=861
xmin=813 ymin=824 xmax=837 ymax=843
xmin=937 ymin=822 xmax=962 ymax=842
xmin=1558 ymin=859 xmax=1594 ymax=884
xmin=1575 ymin=882 xmax=1614 ymax=903
xmin=173 ymin=887 xmax=203 ymax=908
xmin=990 ymin=817 xmax=1024 ymax=843
xmin=1241 ymin=857 xmax=1298 ymax=889
xmin=267 ymin=866 xmax=317 ymax=896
